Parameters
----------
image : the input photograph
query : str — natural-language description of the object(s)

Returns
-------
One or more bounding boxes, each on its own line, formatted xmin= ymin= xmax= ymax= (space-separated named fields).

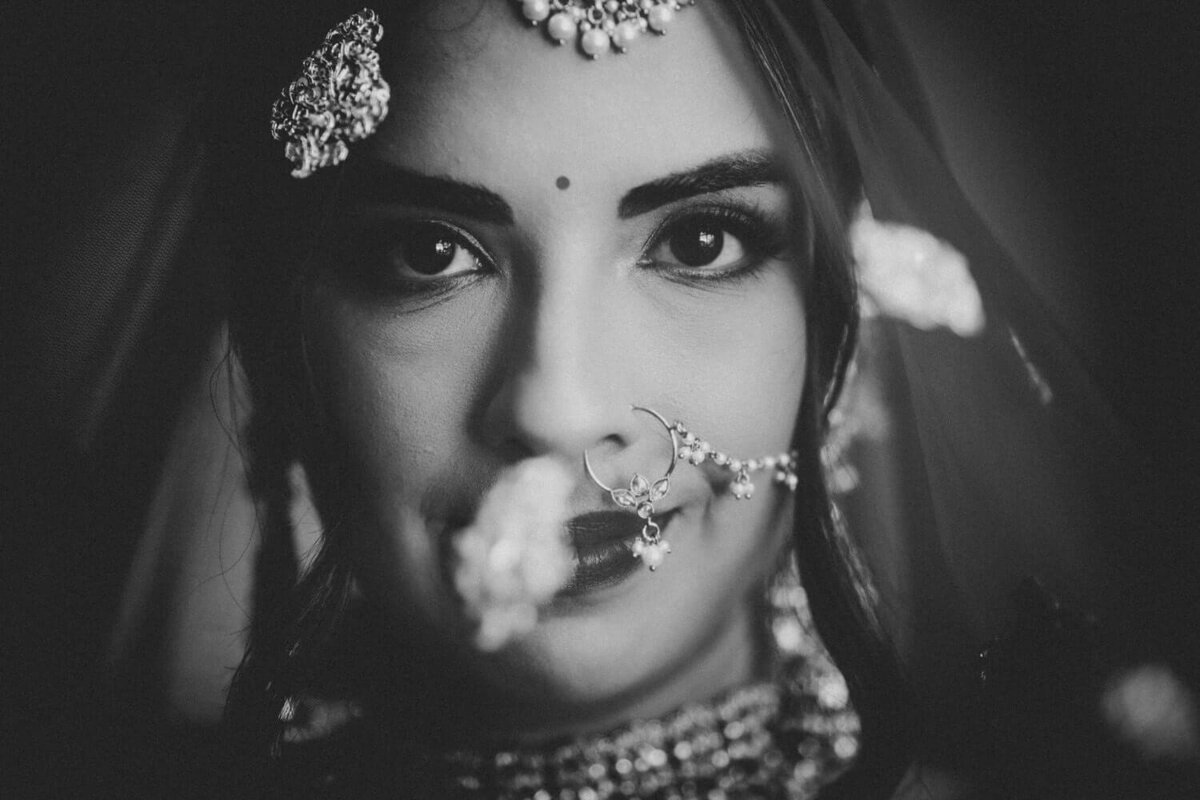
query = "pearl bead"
xmin=612 ymin=19 xmax=640 ymax=50
xmin=643 ymin=544 xmax=665 ymax=570
xmin=581 ymin=28 xmax=611 ymax=57
xmin=522 ymin=0 xmax=551 ymax=22
xmin=547 ymin=12 xmax=576 ymax=41
xmin=648 ymin=4 xmax=674 ymax=31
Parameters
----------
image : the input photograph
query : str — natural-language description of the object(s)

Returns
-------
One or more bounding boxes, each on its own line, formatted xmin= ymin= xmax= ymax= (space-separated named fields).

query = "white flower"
xmin=850 ymin=200 xmax=985 ymax=337
xmin=1103 ymin=664 xmax=1200 ymax=762
xmin=453 ymin=457 xmax=575 ymax=651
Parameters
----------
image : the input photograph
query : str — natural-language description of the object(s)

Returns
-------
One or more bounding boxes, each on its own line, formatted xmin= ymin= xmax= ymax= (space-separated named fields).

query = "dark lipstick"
xmin=557 ymin=509 xmax=677 ymax=597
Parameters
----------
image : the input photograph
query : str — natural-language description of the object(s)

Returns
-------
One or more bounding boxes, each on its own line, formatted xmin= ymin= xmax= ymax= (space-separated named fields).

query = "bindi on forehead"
xmin=556 ymin=175 xmax=571 ymax=190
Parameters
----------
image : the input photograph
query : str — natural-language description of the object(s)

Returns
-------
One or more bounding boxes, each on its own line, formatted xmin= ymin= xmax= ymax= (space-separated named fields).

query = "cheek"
xmin=305 ymin=291 xmax=489 ymax=494
xmin=647 ymin=275 xmax=807 ymax=455
xmin=301 ymin=289 xmax=499 ymax=620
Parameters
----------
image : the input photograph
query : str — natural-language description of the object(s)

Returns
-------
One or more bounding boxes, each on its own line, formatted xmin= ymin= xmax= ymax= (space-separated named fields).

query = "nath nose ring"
xmin=583 ymin=406 xmax=678 ymax=571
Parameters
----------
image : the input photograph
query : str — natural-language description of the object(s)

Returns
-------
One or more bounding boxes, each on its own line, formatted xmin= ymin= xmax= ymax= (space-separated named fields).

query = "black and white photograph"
xmin=4 ymin=1 xmax=1199 ymax=797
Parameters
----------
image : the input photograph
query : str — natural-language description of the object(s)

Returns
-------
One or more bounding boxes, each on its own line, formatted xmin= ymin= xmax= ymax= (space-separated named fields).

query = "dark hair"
xmin=218 ymin=1 xmax=909 ymax=794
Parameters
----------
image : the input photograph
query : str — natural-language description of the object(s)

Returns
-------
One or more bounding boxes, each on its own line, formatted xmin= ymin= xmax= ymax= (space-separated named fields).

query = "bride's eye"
xmin=640 ymin=206 xmax=783 ymax=281
xmin=385 ymin=222 xmax=485 ymax=280
xmin=341 ymin=220 xmax=493 ymax=300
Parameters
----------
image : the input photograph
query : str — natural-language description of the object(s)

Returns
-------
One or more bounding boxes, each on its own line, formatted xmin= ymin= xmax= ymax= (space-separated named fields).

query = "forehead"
xmin=365 ymin=1 xmax=783 ymax=196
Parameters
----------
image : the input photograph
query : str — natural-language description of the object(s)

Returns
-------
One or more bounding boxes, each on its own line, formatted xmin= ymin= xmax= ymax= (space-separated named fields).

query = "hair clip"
xmin=270 ymin=9 xmax=390 ymax=179
xmin=516 ymin=0 xmax=697 ymax=59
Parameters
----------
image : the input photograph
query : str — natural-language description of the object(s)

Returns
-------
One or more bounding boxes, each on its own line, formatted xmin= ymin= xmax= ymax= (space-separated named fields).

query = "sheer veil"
xmin=783 ymin=2 xmax=1194 ymax=793
xmin=787 ymin=0 xmax=1132 ymax=675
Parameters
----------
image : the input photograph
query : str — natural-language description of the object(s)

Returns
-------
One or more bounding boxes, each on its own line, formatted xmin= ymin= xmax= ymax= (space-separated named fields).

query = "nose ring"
xmin=583 ymin=406 xmax=678 ymax=571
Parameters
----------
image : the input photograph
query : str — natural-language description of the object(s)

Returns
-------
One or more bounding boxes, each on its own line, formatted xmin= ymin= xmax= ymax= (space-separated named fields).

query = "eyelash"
xmin=341 ymin=219 xmax=494 ymax=302
xmin=637 ymin=202 xmax=787 ymax=286
xmin=339 ymin=201 xmax=787 ymax=303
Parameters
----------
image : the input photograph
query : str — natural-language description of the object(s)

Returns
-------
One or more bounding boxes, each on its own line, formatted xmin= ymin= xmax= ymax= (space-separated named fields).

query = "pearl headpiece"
xmin=516 ymin=0 xmax=698 ymax=59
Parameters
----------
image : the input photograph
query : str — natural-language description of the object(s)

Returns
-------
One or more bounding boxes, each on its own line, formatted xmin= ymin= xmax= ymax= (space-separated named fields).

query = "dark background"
xmin=3 ymin=1 xmax=1198 ymax=796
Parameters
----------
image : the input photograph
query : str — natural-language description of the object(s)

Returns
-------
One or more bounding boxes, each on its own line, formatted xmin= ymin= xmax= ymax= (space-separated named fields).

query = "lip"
xmin=557 ymin=509 xmax=678 ymax=598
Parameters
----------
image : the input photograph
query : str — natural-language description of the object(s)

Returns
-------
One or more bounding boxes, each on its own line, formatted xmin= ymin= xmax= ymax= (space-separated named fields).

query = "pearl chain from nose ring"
xmin=670 ymin=422 xmax=800 ymax=500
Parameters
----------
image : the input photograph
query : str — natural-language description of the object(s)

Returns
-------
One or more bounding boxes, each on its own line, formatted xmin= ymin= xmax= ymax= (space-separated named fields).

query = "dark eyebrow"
xmin=618 ymin=151 xmax=784 ymax=219
xmin=340 ymin=160 xmax=515 ymax=225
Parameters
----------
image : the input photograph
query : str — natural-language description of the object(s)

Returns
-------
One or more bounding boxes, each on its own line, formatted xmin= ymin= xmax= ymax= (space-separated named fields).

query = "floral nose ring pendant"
xmin=583 ymin=406 xmax=679 ymax=571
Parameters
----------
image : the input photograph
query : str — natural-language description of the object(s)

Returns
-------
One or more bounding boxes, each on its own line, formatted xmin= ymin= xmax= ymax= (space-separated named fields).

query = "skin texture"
xmin=304 ymin=1 xmax=809 ymax=739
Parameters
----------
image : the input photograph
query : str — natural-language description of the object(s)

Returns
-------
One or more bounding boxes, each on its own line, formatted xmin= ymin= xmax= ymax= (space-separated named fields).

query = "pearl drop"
xmin=612 ymin=20 xmax=640 ymax=50
xmin=688 ymin=450 xmax=705 ymax=466
xmin=581 ymin=28 xmax=611 ymax=56
xmin=643 ymin=545 xmax=665 ymax=570
xmin=547 ymin=12 xmax=576 ymax=41
xmin=522 ymin=0 xmax=551 ymax=22
xmin=648 ymin=4 xmax=674 ymax=31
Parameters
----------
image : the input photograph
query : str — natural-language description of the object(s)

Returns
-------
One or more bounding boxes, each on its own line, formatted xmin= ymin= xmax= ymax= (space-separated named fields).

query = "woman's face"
xmin=305 ymin=1 xmax=808 ymax=734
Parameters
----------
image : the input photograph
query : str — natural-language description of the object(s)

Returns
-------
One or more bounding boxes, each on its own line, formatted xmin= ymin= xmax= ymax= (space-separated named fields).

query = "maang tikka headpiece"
xmin=270 ymin=4 xmax=702 ymax=177
xmin=270 ymin=9 xmax=390 ymax=178
xmin=516 ymin=1 xmax=698 ymax=59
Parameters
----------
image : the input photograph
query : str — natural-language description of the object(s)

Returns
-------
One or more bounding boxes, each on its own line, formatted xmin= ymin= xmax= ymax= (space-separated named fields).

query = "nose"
xmin=478 ymin=254 xmax=641 ymax=471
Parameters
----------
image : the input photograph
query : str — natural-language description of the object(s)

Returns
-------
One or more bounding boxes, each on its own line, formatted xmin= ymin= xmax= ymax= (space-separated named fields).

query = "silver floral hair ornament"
xmin=517 ymin=0 xmax=698 ymax=59
xmin=270 ymin=9 xmax=390 ymax=179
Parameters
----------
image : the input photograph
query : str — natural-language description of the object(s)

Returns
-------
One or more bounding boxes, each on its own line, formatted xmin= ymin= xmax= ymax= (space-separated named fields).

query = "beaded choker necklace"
xmin=273 ymin=572 xmax=856 ymax=798
xmin=441 ymin=650 xmax=860 ymax=800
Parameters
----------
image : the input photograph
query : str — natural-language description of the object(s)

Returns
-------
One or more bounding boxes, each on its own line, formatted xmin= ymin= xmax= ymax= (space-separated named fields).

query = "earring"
xmin=583 ymin=406 xmax=678 ymax=571
xmin=670 ymin=421 xmax=799 ymax=500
